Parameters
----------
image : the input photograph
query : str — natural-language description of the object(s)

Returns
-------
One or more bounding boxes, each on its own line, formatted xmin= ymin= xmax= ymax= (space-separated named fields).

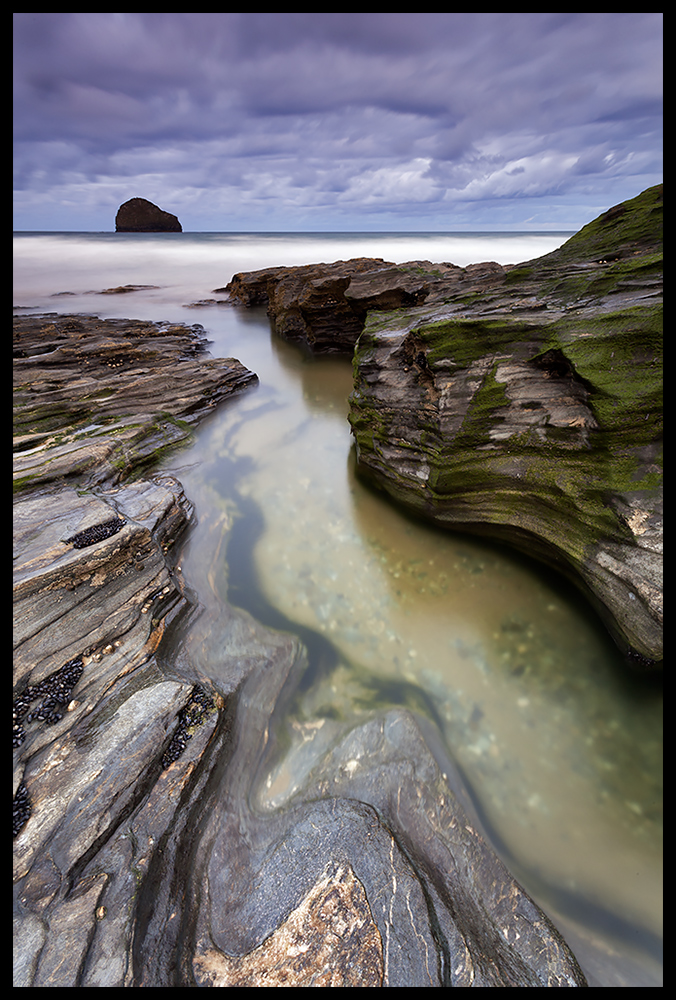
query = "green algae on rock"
xmin=348 ymin=186 xmax=662 ymax=665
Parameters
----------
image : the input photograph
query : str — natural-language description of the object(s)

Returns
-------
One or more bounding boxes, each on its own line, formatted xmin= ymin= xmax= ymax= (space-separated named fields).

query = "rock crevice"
xmin=348 ymin=187 xmax=662 ymax=664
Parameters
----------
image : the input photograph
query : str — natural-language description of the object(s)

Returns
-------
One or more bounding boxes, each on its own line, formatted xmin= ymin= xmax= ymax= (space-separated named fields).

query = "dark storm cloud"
xmin=13 ymin=12 xmax=662 ymax=230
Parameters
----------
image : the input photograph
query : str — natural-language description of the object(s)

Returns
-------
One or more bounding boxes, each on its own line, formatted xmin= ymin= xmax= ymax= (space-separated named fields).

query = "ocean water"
xmin=13 ymin=230 xmax=573 ymax=311
xmin=13 ymin=232 xmax=662 ymax=986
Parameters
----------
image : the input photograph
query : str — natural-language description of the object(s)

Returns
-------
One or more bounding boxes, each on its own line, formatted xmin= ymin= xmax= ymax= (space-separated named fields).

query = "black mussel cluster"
xmin=13 ymin=656 xmax=84 ymax=748
xmin=13 ymin=780 xmax=30 ymax=838
xmin=66 ymin=517 xmax=126 ymax=549
xmin=161 ymin=686 xmax=215 ymax=769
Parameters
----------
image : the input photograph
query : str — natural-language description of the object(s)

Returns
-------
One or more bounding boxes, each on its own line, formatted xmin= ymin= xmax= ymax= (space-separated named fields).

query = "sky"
xmin=13 ymin=12 xmax=662 ymax=233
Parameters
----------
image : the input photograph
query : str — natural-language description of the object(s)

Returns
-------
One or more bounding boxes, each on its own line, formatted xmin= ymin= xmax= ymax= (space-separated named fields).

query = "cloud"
xmin=13 ymin=12 xmax=662 ymax=230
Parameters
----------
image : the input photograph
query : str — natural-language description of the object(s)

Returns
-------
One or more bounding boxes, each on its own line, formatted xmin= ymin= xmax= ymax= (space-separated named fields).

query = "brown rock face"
xmin=225 ymin=258 xmax=398 ymax=352
xmin=115 ymin=197 xmax=182 ymax=233
xmin=225 ymin=257 xmax=505 ymax=353
xmin=192 ymin=864 xmax=384 ymax=987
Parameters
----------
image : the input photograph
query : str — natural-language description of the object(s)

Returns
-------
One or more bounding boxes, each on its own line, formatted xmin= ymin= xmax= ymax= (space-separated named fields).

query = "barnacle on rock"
xmin=13 ymin=780 xmax=31 ymax=838
xmin=161 ymin=686 xmax=216 ymax=769
xmin=66 ymin=517 xmax=126 ymax=549
xmin=13 ymin=656 xmax=84 ymax=746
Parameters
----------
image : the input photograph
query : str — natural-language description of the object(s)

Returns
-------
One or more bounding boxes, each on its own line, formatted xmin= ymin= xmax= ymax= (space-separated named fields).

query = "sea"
xmin=13 ymin=231 xmax=663 ymax=987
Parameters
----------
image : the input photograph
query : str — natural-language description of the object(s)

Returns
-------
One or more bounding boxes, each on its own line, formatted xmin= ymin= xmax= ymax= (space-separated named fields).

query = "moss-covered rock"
xmin=348 ymin=187 xmax=663 ymax=664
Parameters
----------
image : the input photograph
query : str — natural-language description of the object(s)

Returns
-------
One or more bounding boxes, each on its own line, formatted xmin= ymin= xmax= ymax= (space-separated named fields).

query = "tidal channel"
xmin=160 ymin=302 xmax=662 ymax=984
xmin=14 ymin=231 xmax=662 ymax=984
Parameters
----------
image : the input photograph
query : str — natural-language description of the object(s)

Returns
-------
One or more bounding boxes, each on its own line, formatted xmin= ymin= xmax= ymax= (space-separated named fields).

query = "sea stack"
xmin=115 ymin=197 xmax=182 ymax=233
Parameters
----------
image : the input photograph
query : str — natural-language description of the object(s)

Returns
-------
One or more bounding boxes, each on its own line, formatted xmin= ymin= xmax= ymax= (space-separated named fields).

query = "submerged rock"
xmin=115 ymin=197 xmax=182 ymax=233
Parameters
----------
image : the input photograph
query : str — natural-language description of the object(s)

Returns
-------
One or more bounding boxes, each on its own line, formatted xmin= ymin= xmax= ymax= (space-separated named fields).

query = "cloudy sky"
xmin=13 ymin=12 xmax=662 ymax=232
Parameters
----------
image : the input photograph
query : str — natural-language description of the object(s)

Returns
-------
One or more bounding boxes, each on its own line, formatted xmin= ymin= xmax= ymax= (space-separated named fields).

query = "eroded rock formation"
xmin=226 ymin=186 xmax=663 ymax=665
xmin=12 ymin=314 xmax=253 ymax=984
xmin=224 ymin=257 xmax=427 ymax=351
xmin=348 ymin=186 xmax=663 ymax=665
xmin=13 ymin=313 xmax=255 ymax=491
xmin=13 ymin=311 xmax=588 ymax=985
xmin=115 ymin=197 xmax=182 ymax=233
xmin=225 ymin=256 xmax=507 ymax=352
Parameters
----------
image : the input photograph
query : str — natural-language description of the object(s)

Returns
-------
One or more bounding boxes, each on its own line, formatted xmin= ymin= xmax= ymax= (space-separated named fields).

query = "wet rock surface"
xmin=225 ymin=257 xmax=399 ymax=351
xmin=347 ymin=186 xmax=663 ymax=665
xmin=225 ymin=256 xmax=508 ymax=353
xmin=13 ymin=314 xmax=250 ymax=983
xmin=13 ymin=312 xmax=257 ymax=492
xmin=226 ymin=190 xmax=662 ymax=666
xmin=134 ymin=625 xmax=587 ymax=988
xmin=115 ymin=197 xmax=182 ymax=233
xmin=13 ymin=314 xmax=589 ymax=983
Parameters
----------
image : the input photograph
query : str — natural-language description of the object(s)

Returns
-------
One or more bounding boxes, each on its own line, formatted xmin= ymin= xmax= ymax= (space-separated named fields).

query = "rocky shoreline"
xmin=14 ymin=187 xmax=662 ymax=986
xmin=227 ymin=185 xmax=663 ymax=666
xmin=13 ymin=316 xmax=589 ymax=987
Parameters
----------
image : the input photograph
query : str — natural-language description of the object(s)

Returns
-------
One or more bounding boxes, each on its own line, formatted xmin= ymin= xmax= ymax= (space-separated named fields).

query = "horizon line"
xmin=14 ymin=228 xmax=577 ymax=236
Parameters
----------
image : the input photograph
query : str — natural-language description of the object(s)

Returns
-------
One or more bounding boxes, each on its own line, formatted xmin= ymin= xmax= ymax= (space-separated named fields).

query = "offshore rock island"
xmin=115 ymin=197 xmax=182 ymax=232
xmin=13 ymin=186 xmax=661 ymax=987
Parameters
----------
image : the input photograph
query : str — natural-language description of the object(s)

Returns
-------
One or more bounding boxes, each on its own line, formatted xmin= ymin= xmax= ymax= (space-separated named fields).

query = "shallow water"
xmin=14 ymin=232 xmax=662 ymax=985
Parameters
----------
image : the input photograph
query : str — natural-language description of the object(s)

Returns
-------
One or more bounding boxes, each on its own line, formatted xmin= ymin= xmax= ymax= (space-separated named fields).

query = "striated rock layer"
xmin=13 ymin=313 xmax=256 ymax=492
xmin=225 ymin=256 xmax=512 ymax=353
xmin=226 ymin=185 xmax=663 ymax=665
xmin=226 ymin=257 xmax=401 ymax=351
xmin=348 ymin=186 xmax=662 ymax=665
xmin=13 ymin=313 xmax=589 ymax=985
xmin=13 ymin=314 xmax=250 ymax=983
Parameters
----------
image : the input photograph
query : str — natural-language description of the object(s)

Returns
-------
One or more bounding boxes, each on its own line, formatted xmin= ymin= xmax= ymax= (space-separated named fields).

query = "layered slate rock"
xmin=226 ymin=257 xmax=399 ymax=351
xmin=225 ymin=188 xmax=662 ymax=663
xmin=348 ymin=186 xmax=662 ymax=664
xmin=14 ymin=572 xmax=588 ymax=985
xmin=225 ymin=257 xmax=509 ymax=352
xmin=13 ymin=313 xmax=257 ymax=492
xmin=115 ymin=197 xmax=182 ymax=233
xmin=13 ymin=312 xmax=588 ymax=984
xmin=134 ymin=618 xmax=587 ymax=988
xmin=13 ymin=313 xmax=255 ymax=984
